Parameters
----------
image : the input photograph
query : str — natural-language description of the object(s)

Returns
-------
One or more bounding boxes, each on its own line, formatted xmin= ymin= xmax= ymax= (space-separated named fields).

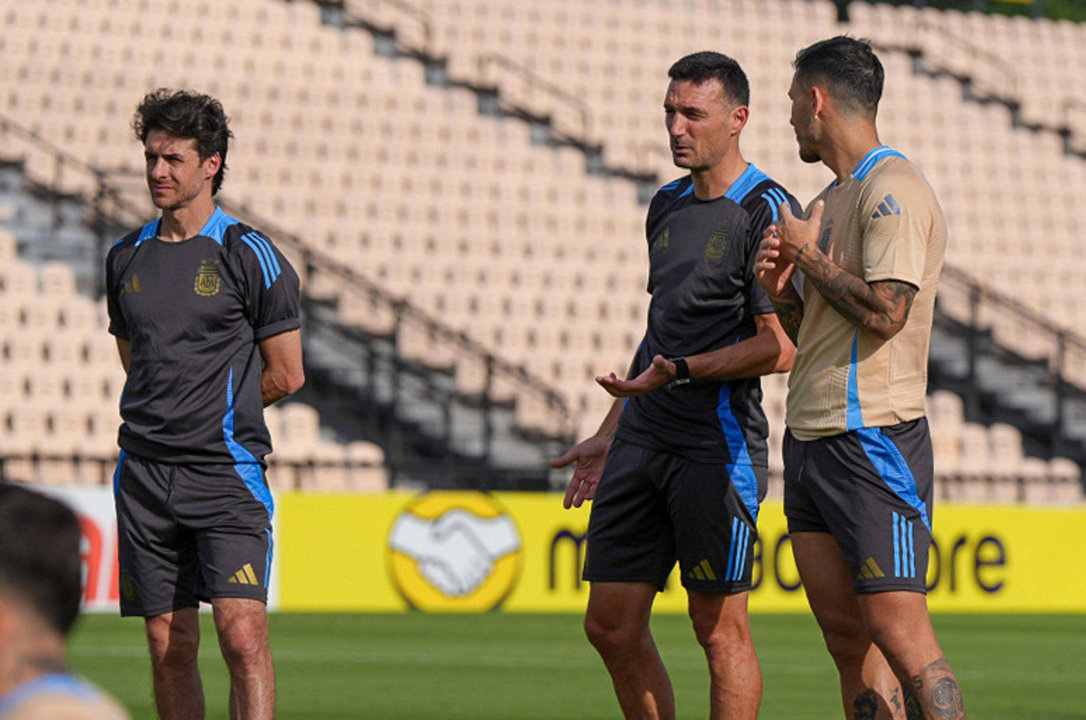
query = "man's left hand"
xmin=775 ymin=199 xmax=824 ymax=264
xmin=596 ymin=355 xmax=677 ymax=397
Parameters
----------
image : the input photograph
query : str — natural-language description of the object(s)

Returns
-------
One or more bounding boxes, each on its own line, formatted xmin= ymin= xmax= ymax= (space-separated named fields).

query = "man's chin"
xmin=799 ymin=148 xmax=821 ymax=164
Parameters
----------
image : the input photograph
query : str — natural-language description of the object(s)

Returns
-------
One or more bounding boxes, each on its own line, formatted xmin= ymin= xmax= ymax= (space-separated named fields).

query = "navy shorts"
xmin=783 ymin=418 xmax=934 ymax=594
xmin=584 ymin=438 xmax=765 ymax=594
xmin=113 ymin=451 xmax=274 ymax=617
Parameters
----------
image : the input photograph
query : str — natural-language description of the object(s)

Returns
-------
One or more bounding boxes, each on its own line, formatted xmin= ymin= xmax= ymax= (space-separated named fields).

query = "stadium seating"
xmin=0 ymin=258 xmax=386 ymax=490
xmin=0 ymin=0 xmax=1081 ymax=500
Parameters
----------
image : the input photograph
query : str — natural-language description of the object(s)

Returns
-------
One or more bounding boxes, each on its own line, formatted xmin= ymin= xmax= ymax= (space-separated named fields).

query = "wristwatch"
xmin=667 ymin=357 xmax=690 ymax=389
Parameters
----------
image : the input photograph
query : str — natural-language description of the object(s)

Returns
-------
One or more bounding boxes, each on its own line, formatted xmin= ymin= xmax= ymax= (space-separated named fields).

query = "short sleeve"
xmin=233 ymin=230 xmax=302 ymax=341
xmin=860 ymin=174 xmax=928 ymax=287
xmin=105 ymin=247 xmax=129 ymax=339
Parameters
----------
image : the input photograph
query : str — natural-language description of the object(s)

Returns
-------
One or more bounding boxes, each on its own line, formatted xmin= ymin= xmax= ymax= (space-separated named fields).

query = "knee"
xmin=583 ymin=609 xmax=642 ymax=658
xmin=217 ymin=614 xmax=268 ymax=669
xmin=818 ymin=615 xmax=872 ymax=672
xmin=689 ymin=607 xmax=748 ymax=656
xmin=146 ymin=616 xmax=200 ymax=672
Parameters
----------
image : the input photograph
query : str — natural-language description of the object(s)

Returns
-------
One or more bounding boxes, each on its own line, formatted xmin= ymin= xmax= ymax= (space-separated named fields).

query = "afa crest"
xmin=705 ymin=226 xmax=728 ymax=259
xmin=194 ymin=258 xmax=221 ymax=297
xmin=650 ymin=227 xmax=670 ymax=252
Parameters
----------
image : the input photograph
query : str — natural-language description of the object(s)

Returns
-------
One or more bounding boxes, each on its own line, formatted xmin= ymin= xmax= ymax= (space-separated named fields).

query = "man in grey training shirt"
xmin=106 ymin=89 xmax=303 ymax=720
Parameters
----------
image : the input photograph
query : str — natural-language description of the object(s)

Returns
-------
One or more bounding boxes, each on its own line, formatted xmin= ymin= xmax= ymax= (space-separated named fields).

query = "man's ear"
xmin=810 ymin=84 xmax=828 ymax=121
xmin=730 ymin=105 xmax=750 ymax=135
xmin=203 ymin=152 xmax=222 ymax=181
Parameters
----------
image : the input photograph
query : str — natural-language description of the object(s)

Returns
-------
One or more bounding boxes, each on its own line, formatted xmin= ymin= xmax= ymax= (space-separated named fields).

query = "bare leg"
xmin=212 ymin=598 xmax=275 ymax=720
xmin=857 ymin=592 xmax=966 ymax=720
xmin=145 ymin=608 xmax=204 ymax=720
xmin=584 ymin=582 xmax=674 ymax=720
xmin=687 ymin=589 xmax=761 ymax=720
xmin=792 ymin=532 xmax=905 ymax=720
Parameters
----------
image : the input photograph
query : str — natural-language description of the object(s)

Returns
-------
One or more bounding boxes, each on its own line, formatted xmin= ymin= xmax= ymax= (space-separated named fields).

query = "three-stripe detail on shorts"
xmin=893 ymin=511 xmax=916 ymax=578
xmin=725 ymin=517 xmax=752 ymax=582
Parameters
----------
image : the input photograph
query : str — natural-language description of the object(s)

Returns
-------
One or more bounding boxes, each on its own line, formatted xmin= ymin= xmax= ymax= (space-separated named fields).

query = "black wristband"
xmin=667 ymin=357 xmax=690 ymax=389
xmin=671 ymin=357 xmax=689 ymax=380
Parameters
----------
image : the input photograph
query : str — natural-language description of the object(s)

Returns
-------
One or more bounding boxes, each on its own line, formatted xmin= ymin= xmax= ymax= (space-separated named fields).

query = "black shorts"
xmin=584 ymin=438 xmax=765 ymax=594
xmin=783 ymin=418 xmax=934 ymax=594
xmin=113 ymin=451 xmax=274 ymax=617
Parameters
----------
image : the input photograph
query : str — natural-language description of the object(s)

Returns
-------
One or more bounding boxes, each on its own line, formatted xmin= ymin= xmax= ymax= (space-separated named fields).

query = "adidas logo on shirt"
xmin=871 ymin=194 xmax=902 ymax=219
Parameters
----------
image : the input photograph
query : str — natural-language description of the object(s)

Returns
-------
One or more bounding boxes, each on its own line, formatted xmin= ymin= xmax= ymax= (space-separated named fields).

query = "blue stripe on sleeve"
xmin=246 ymin=232 xmax=281 ymax=282
xmin=250 ymin=233 xmax=282 ymax=278
xmin=240 ymin=234 xmax=274 ymax=289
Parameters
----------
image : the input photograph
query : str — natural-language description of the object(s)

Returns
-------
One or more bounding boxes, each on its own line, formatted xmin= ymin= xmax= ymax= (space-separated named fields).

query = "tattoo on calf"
xmin=853 ymin=689 xmax=880 ymax=720
xmin=911 ymin=658 xmax=966 ymax=720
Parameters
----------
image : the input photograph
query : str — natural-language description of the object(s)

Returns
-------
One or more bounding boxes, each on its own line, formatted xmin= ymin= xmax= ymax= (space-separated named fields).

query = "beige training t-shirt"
xmin=786 ymin=146 xmax=947 ymax=439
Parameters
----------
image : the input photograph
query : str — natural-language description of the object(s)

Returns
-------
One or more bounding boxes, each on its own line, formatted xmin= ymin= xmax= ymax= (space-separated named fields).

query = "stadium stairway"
xmin=0 ymin=119 xmax=573 ymax=491
xmin=930 ymin=267 xmax=1086 ymax=470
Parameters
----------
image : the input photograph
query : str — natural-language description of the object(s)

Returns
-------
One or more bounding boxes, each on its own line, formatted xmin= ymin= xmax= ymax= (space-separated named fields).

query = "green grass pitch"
xmin=68 ymin=613 xmax=1086 ymax=719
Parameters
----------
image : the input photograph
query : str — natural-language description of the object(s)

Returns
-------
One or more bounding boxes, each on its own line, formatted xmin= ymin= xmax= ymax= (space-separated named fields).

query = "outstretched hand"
xmin=596 ymin=355 xmax=676 ymax=398
xmin=549 ymin=434 xmax=612 ymax=509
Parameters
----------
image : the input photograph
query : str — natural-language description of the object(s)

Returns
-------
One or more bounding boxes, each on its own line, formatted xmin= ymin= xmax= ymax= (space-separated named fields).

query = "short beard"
xmin=799 ymin=146 xmax=821 ymax=164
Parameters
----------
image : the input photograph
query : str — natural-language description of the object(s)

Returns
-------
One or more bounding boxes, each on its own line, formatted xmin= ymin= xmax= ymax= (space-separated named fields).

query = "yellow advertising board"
xmin=277 ymin=492 xmax=1086 ymax=613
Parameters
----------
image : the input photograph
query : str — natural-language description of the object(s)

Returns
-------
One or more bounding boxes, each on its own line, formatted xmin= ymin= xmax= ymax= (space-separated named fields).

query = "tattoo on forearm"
xmin=903 ymin=685 xmax=924 ymax=720
xmin=796 ymin=247 xmax=917 ymax=339
xmin=853 ymin=689 xmax=880 ymax=720
xmin=909 ymin=657 xmax=965 ymax=720
xmin=890 ymin=687 xmax=903 ymax=714
xmin=770 ymin=297 xmax=803 ymax=345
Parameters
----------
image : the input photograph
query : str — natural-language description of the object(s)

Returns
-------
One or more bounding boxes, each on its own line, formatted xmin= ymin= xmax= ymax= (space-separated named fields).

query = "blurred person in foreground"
xmin=551 ymin=51 xmax=797 ymax=720
xmin=0 ymin=482 xmax=129 ymax=720
xmin=106 ymin=89 xmax=304 ymax=720
xmin=756 ymin=36 xmax=964 ymax=719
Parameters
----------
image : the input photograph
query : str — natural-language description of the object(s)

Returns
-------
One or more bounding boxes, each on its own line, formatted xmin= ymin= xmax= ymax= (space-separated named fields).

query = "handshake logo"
xmin=388 ymin=492 xmax=522 ymax=610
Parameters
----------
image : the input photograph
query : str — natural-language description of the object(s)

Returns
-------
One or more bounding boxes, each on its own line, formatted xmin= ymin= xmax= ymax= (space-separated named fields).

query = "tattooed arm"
xmin=793 ymin=244 xmax=917 ymax=342
xmin=766 ymin=199 xmax=918 ymax=343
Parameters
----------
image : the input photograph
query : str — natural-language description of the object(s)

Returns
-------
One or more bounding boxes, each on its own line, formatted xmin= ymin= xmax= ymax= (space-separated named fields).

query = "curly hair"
xmin=133 ymin=88 xmax=233 ymax=195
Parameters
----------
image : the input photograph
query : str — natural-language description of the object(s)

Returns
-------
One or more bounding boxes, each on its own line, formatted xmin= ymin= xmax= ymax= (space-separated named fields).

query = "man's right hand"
xmin=549 ymin=435 xmax=611 ymax=509
xmin=755 ymin=222 xmax=798 ymax=300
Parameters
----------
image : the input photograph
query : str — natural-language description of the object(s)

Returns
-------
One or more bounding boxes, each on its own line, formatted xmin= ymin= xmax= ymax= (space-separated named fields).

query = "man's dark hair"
xmin=668 ymin=51 xmax=750 ymax=108
xmin=133 ymin=88 xmax=233 ymax=195
xmin=0 ymin=483 xmax=83 ymax=636
xmin=793 ymin=36 xmax=883 ymax=118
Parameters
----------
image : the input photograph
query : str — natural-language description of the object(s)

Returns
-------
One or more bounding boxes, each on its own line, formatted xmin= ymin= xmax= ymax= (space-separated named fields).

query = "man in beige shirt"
xmin=756 ymin=37 xmax=965 ymax=719
xmin=0 ymin=483 xmax=129 ymax=720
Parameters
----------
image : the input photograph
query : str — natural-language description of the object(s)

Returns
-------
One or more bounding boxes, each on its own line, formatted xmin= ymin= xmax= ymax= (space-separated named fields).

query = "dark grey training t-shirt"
xmin=106 ymin=207 xmax=301 ymax=465
xmin=616 ymin=164 xmax=800 ymax=485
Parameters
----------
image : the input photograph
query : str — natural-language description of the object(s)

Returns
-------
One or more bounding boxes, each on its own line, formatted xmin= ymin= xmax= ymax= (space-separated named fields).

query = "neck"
xmin=690 ymin=149 xmax=748 ymax=201
xmin=158 ymin=194 xmax=216 ymax=243
xmin=820 ymin=120 xmax=881 ymax=183
xmin=0 ymin=631 xmax=67 ymax=696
